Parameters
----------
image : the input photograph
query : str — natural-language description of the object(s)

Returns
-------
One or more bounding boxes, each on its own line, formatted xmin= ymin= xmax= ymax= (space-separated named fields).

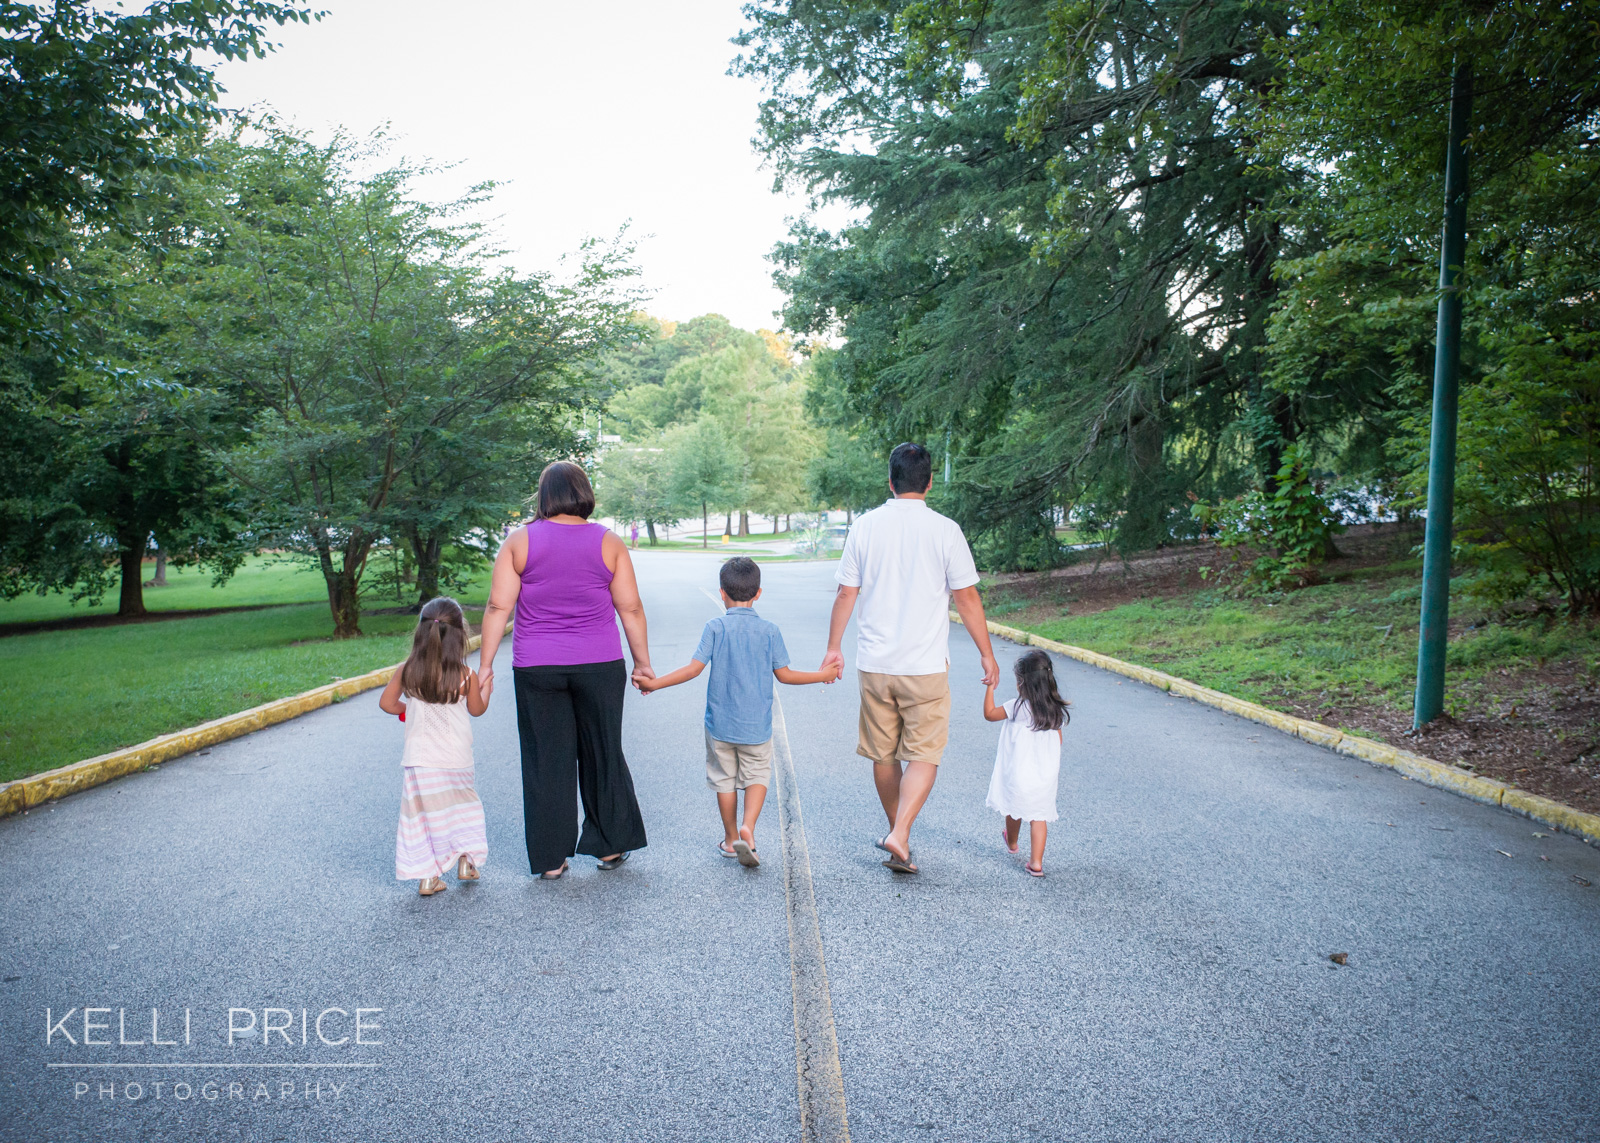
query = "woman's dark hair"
xmin=889 ymin=442 xmax=932 ymax=494
xmin=1013 ymin=650 xmax=1069 ymax=732
xmin=536 ymin=461 xmax=596 ymax=520
xmin=400 ymin=596 xmax=469 ymax=704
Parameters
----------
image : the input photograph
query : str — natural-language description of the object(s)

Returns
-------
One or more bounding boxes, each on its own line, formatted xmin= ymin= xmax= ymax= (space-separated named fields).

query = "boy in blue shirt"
xmin=639 ymin=557 xmax=839 ymax=866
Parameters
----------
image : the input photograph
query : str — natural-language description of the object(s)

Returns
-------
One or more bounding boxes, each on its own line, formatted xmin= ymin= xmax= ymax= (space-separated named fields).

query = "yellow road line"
xmin=772 ymin=694 xmax=852 ymax=1143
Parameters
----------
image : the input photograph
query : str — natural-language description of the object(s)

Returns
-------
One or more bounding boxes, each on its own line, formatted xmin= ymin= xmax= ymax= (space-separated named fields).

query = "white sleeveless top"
xmin=984 ymin=699 xmax=1062 ymax=822
xmin=400 ymin=685 xmax=474 ymax=771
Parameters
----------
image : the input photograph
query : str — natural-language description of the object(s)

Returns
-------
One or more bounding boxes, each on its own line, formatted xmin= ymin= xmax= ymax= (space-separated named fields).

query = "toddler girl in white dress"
xmin=984 ymin=650 xmax=1069 ymax=877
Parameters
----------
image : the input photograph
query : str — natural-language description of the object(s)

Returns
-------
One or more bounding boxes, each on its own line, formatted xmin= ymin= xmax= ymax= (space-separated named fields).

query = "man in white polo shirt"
xmin=820 ymin=442 xmax=1000 ymax=874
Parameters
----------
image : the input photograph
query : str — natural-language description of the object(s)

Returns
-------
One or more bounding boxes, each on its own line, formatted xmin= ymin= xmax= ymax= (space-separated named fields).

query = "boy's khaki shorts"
xmin=705 ymin=729 xmax=774 ymax=793
xmin=856 ymin=670 xmax=951 ymax=767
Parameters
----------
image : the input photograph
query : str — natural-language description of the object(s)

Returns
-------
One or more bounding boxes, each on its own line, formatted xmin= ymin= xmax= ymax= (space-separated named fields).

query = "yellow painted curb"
xmin=0 ymin=624 xmax=505 ymax=820
xmin=958 ymin=612 xmax=1600 ymax=845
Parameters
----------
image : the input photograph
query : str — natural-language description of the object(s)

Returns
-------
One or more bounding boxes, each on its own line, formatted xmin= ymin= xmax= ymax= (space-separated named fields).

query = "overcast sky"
xmin=213 ymin=0 xmax=818 ymax=331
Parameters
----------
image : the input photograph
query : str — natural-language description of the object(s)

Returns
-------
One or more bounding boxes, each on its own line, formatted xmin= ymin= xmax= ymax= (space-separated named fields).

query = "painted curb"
xmin=0 ymin=625 xmax=504 ymax=820
xmin=957 ymin=612 xmax=1600 ymax=846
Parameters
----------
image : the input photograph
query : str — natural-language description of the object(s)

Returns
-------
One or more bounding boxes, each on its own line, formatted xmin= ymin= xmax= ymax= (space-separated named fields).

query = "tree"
xmin=596 ymin=445 xmax=678 ymax=544
xmin=0 ymin=0 xmax=317 ymax=345
xmin=156 ymin=126 xmax=642 ymax=635
xmin=665 ymin=416 xmax=741 ymax=548
xmin=735 ymin=0 xmax=1316 ymax=563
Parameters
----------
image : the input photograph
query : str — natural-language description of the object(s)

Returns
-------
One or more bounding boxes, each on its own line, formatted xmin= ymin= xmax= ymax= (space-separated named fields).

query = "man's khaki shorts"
xmin=705 ymin=729 xmax=774 ymax=793
xmin=856 ymin=670 xmax=951 ymax=767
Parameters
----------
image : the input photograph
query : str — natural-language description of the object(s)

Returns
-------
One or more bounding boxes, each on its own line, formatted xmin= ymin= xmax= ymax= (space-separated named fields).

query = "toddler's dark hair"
xmin=720 ymin=556 xmax=761 ymax=602
xmin=1013 ymin=650 xmax=1069 ymax=732
xmin=400 ymin=596 xmax=468 ymax=704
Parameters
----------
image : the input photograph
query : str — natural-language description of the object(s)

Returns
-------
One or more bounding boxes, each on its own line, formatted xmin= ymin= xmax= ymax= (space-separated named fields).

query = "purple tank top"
xmin=512 ymin=520 xmax=623 ymax=667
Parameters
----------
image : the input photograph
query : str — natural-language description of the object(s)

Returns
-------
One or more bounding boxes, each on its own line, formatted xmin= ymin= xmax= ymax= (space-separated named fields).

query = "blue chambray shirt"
xmin=692 ymin=606 xmax=791 ymax=745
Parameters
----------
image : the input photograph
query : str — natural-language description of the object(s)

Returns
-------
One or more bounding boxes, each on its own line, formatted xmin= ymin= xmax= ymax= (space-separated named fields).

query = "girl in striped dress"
xmin=378 ymin=597 xmax=492 ymax=896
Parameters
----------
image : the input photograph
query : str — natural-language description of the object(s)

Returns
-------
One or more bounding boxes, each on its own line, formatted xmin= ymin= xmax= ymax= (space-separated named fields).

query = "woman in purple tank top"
xmin=479 ymin=462 xmax=653 ymax=877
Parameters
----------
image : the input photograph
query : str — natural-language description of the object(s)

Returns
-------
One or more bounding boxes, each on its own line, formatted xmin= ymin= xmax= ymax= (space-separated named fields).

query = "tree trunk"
xmin=646 ymin=520 xmax=658 ymax=545
xmin=738 ymin=510 xmax=750 ymax=536
xmin=117 ymin=537 xmax=147 ymax=618
xmin=410 ymin=530 xmax=443 ymax=607
xmin=149 ymin=548 xmax=168 ymax=587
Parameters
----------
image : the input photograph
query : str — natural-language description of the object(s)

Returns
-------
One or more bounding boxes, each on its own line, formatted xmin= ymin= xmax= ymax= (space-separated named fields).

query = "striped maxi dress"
xmin=395 ymin=690 xmax=488 ymax=879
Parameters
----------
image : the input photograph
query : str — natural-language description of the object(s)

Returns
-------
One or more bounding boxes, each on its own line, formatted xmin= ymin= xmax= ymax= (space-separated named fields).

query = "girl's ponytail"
xmin=399 ymin=597 xmax=470 ymax=704
xmin=1013 ymin=650 xmax=1069 ymax=732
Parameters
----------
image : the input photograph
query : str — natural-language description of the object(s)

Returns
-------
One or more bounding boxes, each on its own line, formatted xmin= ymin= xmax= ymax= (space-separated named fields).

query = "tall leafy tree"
xmin=156 ymin=126 xmax=642 ymax=635
xmin=0 ymin=0 xmax=317 ymax=345
xmin=735 ymin=0 xmax=1413 ymax=564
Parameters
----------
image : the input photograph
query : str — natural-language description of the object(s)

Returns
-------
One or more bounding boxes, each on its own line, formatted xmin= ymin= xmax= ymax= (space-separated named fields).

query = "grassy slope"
xmin=984 ymin=563 xmax=1600 ymax=727
xmin=1 ymin=559 xmax=494 ymax=782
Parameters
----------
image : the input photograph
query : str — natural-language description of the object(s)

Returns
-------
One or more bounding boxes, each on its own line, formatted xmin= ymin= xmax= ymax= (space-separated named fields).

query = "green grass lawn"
xmin=983 ymin=565 xmax=1600 ymax=723
xmin=0 ymin=557 xmax=330 ymax=625
xmin=0 ymin=602 xmax=492 ymax=783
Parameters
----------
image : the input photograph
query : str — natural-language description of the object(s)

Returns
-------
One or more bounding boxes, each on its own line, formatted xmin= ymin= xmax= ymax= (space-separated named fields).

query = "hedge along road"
xmin=1 ymin=551 xmax=1597 ymax=1143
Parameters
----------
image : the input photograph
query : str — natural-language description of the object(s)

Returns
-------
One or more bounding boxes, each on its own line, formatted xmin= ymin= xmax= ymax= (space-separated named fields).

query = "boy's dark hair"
xmin=536 ymin=460 xmax=596 ymax=520
xmin=1013 ymin=649 xmax=1070 ymax=732
xmin=720 ymin=556 xmax=761 ymax=602
xmin=889 ymin=442 xmax=932 ymax=494
xmin=401 ymin=596 xmax=469 ymax=704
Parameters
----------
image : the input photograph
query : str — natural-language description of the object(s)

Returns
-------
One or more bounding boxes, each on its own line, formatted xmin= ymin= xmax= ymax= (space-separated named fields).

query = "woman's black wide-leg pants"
xmin=513 ymin=659 xmax=647 ymax=875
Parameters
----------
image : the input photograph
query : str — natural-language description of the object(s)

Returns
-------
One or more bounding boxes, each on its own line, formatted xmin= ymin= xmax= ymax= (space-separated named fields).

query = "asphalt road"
xmin=3 ymin=551 xmax=1598 ymax=1143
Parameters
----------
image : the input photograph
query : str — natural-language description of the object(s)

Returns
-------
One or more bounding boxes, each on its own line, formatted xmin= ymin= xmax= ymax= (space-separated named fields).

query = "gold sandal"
xmin=457 ymin=855 xmax=479 ymax=881
xmin=418 ymin=876 xmax=447 ymax=896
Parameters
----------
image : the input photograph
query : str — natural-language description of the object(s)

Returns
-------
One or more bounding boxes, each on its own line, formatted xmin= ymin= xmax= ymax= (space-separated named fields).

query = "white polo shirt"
xmin=835 ymin=497 xmax=980 ymax=675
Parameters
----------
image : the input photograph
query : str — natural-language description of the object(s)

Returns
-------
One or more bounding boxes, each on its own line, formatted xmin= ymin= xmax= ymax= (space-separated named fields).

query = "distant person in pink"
xmin=479 ymin=462 xmax=653 ymax=879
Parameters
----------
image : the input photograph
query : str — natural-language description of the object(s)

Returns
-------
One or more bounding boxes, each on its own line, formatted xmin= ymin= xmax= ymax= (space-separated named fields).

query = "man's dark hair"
xmin=535 ymin=461 xmax=596 ymax=520
xmin=889 ymin=442 xmax=933 ymax=494
xmin=720 ymin=556 xmax=761 ymax=602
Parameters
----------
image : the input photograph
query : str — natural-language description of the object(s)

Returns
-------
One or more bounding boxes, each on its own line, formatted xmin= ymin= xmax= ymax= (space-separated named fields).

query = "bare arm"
xmin=776 ymin=663 xmax=842 ymax=686
xmin=952 ymin=584 xmax=1000 ymax=686
xmin=821 ymin=584 xmax=859 ymax=672
xmin=604 ymin=533 xmax=653 ymax=687
xmin=378 ymin=669 xmax=406 ymax=715
xmin=983 ymin=681 xmax=1008 ymax=722
xmin=637 ymin=658 xmax=705 ymax=694
xmin=466 ymin=668 xmax=493 ymax=716
xmin=477 ymin=533 xmax=524 ymax=688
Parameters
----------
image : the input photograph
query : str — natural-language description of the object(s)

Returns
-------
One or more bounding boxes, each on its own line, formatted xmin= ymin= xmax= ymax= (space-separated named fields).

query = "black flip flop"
xmin=597 ymin=852 xmax=631 ymax=870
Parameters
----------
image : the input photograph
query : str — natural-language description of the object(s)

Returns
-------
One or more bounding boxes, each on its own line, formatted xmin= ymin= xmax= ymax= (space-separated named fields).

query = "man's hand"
xmin=980 ymin=655 xmax=1000 ymax=687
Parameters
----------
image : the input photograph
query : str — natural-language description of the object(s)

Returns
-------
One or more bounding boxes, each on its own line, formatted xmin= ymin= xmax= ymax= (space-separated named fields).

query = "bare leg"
xmin=873 ymin=760 xmax=902 ymax=827
xmin=883 ymin=760 xmax=938 ymax=867
xmin=1028 ymin=820 xmax=1047 ymax=873
xmin=1005 ymin=816 xmax=1022 ymax=851
xmin=716 ymin=792 xmax=739 ymax=850
xmin=739 ymin=784 xmax=767 ymax=849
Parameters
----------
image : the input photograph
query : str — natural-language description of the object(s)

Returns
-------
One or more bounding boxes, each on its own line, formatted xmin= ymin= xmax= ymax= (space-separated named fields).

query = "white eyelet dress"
xmin=984 ymin=699 xmax=1062 ymax=823
xmin=394 ymin=689 xmax=488 ymax=879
